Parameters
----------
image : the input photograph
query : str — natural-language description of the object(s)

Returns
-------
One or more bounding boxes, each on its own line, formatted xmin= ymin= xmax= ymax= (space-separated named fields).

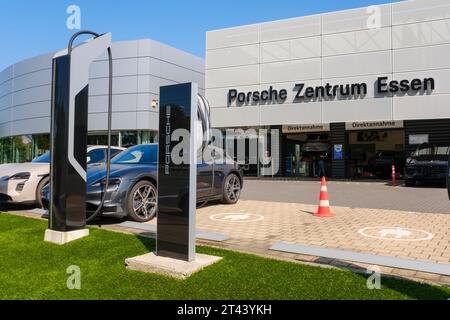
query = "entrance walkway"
xmin=241 ymin=179 xmax=450 ymax=214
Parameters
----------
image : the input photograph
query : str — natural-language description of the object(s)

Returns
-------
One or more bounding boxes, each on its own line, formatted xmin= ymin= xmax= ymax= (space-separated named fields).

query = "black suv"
xmin=367 ymin=151 xmax=405 ymax=178
xmin=405 ymin=144 xmax=450 ymax=186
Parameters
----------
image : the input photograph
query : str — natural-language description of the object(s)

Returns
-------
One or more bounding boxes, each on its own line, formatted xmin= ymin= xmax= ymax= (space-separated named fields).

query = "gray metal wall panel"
xmin=0 ymin=39 xmax=205 ymax=138
xmin=206 ymin=0 xmax=450 ymax=129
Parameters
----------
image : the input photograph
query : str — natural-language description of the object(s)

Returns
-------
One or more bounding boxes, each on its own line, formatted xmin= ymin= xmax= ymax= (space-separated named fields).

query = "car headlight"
xmin=406 ymin=158 xmax=416 ymax=165
xmin=101 ymin=177 xmax=121 ymax=185
xmin=105 ymin=177 xmax=121 ymax=192
xmin=7 ymin=172 xmax=31 ymax=181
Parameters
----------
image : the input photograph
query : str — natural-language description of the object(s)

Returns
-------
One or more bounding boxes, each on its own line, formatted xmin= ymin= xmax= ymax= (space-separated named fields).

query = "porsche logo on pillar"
xmin=227 ymin=76 xmax=435 ymax=106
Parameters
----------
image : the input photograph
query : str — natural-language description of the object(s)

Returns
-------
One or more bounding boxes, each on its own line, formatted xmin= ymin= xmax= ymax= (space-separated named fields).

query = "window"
xmin=12 ymin=135 xmax=33 ymax=163
xmin=32 ymin=134 xmax=50 ymax=159
xmin=121 ymin=131 xmax=138 ymax=148
xmin=0 ymin=134 xmax=50 ymax=164
xmin=32 ymin=152 xmax=50 ymax=163
xmin=413 ymin=145 xmax=449 ymax=156
xmin=87 ymin=131 xmax=156 ymax=148
xmin=112 ymin=145 xmax=157 ymax=165
xmin=110 ymin=148 xmax=122 ymax=159
xmin=87 ymin=149 xmax=106 ymax=164
xmin=414 ymin=147 xmax=431 ymax=156
xmin=435 ymin=146 xmax=449 ymax=155
xmin=138 ymin=131 xmax=154 ymax=144
xmin=0 ymin=137 xmax=12 ymax=164
xmin=87 ymin=133 xmax=119 ymax=147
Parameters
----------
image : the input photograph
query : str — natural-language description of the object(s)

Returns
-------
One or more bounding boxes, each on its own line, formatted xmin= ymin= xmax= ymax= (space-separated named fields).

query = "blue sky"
xmin=0 ymin=0 xmax=401 ymax=71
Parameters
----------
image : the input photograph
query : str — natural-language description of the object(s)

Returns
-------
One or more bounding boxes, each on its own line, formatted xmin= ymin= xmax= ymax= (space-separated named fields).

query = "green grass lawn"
xmin=0 ymin=213 xmax=448 ymax=300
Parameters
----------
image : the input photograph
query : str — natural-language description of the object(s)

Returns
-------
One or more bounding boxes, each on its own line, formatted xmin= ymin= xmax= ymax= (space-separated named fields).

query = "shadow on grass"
xmin=88 ymin=215 xmax=128 ymax=227
xmin=130 ymin=228 xmax=450 ymax=300
xmin=302 ymin=257 xmax=449 ymax=300
xmin=136 ymin=233 xmax=156 ymax=252
xmin=0 ymin=203 xmax=36 ymax=212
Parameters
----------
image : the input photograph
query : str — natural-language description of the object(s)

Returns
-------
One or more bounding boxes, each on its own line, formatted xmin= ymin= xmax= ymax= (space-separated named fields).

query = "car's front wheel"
xmin=36 ymin=176 xmax=50 ymax=208
xmin=126 ymin=180 xmax=157 ymax=222
xmin=222 ymin=173 xmax=241 ymax=204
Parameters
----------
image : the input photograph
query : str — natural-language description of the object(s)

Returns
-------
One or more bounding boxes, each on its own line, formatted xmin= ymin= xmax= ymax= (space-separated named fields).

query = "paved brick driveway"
xmin=135 ymin=179 xmax=450 ymax=284
xmin=195 ymin=200 xmax=449 ymax=261
xmin=190 ymin=199 xmax=450 ymax=284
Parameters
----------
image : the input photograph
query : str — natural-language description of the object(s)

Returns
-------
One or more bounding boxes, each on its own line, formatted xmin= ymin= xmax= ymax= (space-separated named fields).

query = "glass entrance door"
xmin=284 ymin=133 xmax=331 ymax=177
xmin=286 ymin=141 xmax=310 ymax=177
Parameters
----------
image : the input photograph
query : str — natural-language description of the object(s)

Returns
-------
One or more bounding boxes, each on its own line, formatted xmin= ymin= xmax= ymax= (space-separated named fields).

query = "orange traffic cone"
xmin=315 ymin=176 xmax=335 ymax=218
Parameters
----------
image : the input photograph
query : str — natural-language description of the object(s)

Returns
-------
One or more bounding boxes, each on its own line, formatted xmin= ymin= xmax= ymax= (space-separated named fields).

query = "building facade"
xmin=205 ymin=0 xmax=450 ymax=178
xmin=0 ymin=39 xmax=205 ymax=163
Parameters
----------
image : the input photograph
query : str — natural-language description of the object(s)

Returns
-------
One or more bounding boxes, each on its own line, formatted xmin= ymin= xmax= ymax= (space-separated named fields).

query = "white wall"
xmin=0 ymin=39 xmax=205 ymax=138
xmin=206 ymin=0 xmax=450 ymax=128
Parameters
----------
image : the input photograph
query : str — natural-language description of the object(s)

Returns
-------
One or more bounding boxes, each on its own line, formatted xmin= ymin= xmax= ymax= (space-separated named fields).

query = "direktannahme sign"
xmin=345 ymin=120 xmax=404 ymax=131
xmin=282 ymin=121 xmax=403 ymax=134
xmin=282 ymin=124 xmax=330 ymax=133
xmin=227 ymin=77 xmax=435 ymax=106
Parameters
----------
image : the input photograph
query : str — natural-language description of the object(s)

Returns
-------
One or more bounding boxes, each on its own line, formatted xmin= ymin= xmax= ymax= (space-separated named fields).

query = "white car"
xmin=0 ymin=145 xmax=125 ymax=207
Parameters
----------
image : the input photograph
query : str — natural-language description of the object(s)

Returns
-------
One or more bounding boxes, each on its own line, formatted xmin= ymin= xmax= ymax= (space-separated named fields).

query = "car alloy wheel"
xmin=132 ymin=183 xmax=157 ymax=220
xmin=225 ymin=174 xmax=241 ymax=203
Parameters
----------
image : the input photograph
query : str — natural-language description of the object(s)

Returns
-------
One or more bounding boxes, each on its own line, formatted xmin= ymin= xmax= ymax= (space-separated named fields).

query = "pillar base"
xmin=44 ymin=229 xmax=89 ymax=245
xmin=125 ymin=252 xmax=222 ymax=279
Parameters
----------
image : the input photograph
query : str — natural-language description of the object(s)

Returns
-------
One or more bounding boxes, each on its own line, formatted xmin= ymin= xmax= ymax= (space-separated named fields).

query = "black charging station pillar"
xmin=50 ymin=55 xmax=86 ymax=231
xmin=157 ymin=83 xmax=198 ymax=261
xmin=125 ymin=83 xmax=221 ymax=278
xmin=47 ymin=34 xmax=111 ymax=237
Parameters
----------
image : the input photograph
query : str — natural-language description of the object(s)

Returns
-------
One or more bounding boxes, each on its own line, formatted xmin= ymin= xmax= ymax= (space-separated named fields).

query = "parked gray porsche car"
xmin=42 ymin=143 xmax=243 ymax=222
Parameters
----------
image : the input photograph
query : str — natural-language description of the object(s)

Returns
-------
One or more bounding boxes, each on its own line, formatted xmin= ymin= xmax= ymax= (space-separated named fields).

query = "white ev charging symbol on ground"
xmin=210 ymin=213 xmax=264 ymax=222
xmin=358 ymin=227 xmax=434 ymax=241
xmin=222 ymin=214 xmax=252 ymax=221
xmin=366 ymin=265 xmax=381 ymax=290
xmin=66 ymin=265 xmax=81 ymax=290
xmin=378 ymin=227 xmax=411 ymax=239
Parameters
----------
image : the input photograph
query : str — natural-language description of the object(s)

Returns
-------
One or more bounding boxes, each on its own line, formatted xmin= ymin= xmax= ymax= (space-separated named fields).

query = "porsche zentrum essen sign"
xmin=227 ymin=77 xmax=435 ymax=106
